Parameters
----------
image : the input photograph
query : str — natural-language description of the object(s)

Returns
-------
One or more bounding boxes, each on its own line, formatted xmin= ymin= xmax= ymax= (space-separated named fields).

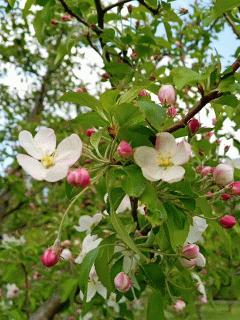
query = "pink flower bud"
xmin=167 ymin=106 xmax=177 ymax=118
xmin=173 ymin=299 xmax=186 ymax=312
xmin=138 ymin=89 xmax=150 ymax=97
xmin=182 ymin=244 xmax=199 ymax=259
xmin=117 ymin=141 xmax=133 ymax=158
xmin=200 ymin=166 xmax=213 ymax=177
xmin=41 ymin=248 xmax=60 ymax=267
xmin=219 ymin=215 xmax=237 ymax=229
xmin=85 ymin=128 xmax=96 ymax=137
xmin=158 ymin=84 xmax=176 ymax=105
xmin=206 ymin=191 xmax=214 ymax=198
xmin=220 ymin=193 xmax=232 ymax=201
xmin=61 ymin=14 xmax=73 ymax=21
xmin=213 ymin=164 xmax=234 ymax=186
xmin=187 ymin=118 xmax=200 ymax=134
xmin=229 ymin=181 xmax=240 ymax=195
xmin=114 ymin=272 xmax=132 ymax=292
xmin=67 ymin=168 xmax=90 ymax=188
xmin=180 ymin=258 xmax=196 ymax=269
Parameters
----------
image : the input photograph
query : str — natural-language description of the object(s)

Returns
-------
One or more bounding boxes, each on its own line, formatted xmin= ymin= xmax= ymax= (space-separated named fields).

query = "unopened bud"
xmin=188 ymin=118 xmax=200 ymax=134
xmin=182 ymin=244 xmax=199 ymax=259
xmin=85 ymin=128 xmax=96 ymax=137
xmin=213 ymin=164 xmax=234 ymax=186
xmin=219 ymin=215 xmax=237 ymax=229
xmin=67 ymin=168 xmax=90 ymax=188
xmin=114 ymin=272 xmax=132 ymax=292
xmin=173 ymin=299 xmax=186 ymax=312
xmin=229 ymin=181 xmax=240 ymax=195
xmin=41 ymin=247 xmax=60 ymax=267
xmin=158 ymin=84 xmax=176 ymax=105
xmin=167 ymin=106 xmax=177 ymax=118
xmin=117 ymin=141 xmax=133 ymax=158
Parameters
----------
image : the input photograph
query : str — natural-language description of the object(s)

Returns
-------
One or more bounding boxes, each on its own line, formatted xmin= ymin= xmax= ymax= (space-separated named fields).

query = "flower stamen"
xmin=157 ymin=155 xmax=173 ymax=168
xmin=42 ymin=155 xmax=55 ymax=168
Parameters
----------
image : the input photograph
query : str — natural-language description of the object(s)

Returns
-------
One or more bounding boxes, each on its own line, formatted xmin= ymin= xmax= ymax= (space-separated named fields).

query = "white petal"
xmin=96 ymin=282 xmax=107 ymax=299
xmin=34 ymin=127 xmax=56 ymax=155
xmin=17 ymin=154 xmax=46 ymax=180
xmin=134 ymin=146 xmax=158 ymax=168
xmin=45 ymin=163 xmax=69 ymax=182
xmin=116 ymin=195 xmax=131 ymax=213
xmin=195 ymin=253 xmax=206 ymax=268
xmin=76 ymin=216 xmax=93 ymax=232
xmin=186 ymin=228 xmax=202 ymax=244
xmin=161 ymin=166 xmax=185 ymax=183
xmin=172 ymin=141 xmax=192 ymax=165
xmin=92 ymin=213 xmax=103 ymax=225
xmin=55 ymin=134 xmax=82 ymax=166
xmin=86 ymin=282 xmax=96 ymax=302
xmin=142 ymin=165 xmax=165 ymax=181
xmin=232 ymin=158 xmax=240 ymax=169
xmin=193 ymin=217 xmax=208 ymax=233
xmin=155 ymin=132 xmax=177 ymax=157
xmin=19 ymin=131 xmax=43 ymax=159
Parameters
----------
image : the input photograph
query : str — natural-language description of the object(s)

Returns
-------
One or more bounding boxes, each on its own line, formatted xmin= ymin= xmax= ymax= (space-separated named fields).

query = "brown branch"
xmin=224 ymin=13 xmax=240 ymax=39
xmin=138 ymin=0 xmax=161 ymax=15
xmin=130 ymin=197 xmax=140 ymax=230
xmin=29 ymin=293 xmax=62 ymax=320
xmin=165 ymin=57 xmax=240 ymax=133
xmin=103 ymin=0 xmax=133 ymax=13
xmin=58 ymin=0 xmax=101 ymax=34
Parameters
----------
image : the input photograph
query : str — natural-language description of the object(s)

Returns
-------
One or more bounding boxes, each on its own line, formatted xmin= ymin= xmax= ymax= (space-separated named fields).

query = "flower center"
xmin=41 ymin=155 xmax=54 ymax=168
xmin=157 ymin=155 xmax=173 ymax=168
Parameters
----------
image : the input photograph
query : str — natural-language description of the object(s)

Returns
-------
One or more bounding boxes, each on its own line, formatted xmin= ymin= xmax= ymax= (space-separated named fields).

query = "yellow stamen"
xmin=42 ymin=155 xmax=54 ymax=168
xmin=157 ymin=155 xmax=173 ymax=168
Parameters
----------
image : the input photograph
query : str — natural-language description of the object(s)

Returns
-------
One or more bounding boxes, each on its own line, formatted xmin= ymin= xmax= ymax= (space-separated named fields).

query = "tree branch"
xmin=130 ymin=197 xmax=140 ymax=230
xmin=103 ymin=0 xmax=133 ymax=13
xmin=138 ymin=0 xmax=161 ymax=15
xmin=223 ymin=13 xmax=240 ymax=39
xmin=29 ymin=293 xmax=62 ymax=320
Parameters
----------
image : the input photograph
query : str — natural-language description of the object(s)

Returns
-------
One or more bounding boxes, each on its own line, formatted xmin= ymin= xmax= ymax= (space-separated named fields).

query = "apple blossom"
xmin=2 ymin=234 xmax=26 ymax=247
xmin=17 ymin=128 xmax=82 ymax=182
xmin=186 ymin=216 xmax=208 ymax=244
xmin=182 ymin=244 xmax=199 ymax=259
xmin=173 ymin=299 xmax=186 ymax=312
xmin=117 ymin=141 xmax=133 ymax=158
xmin=134 ymin=133 xmax=191 ymax=183
xmin=114 ymin=272 xmax=132 ymax=292
xmin=187 ymin=118 xmax=200 ymax=134
xmin=75 ymin=213 xmax=102 ymax=233
xmin=41 ymin=248 xmax=60 ymax=267
xmin=180 ymin=258 xmax=196 ymax=269
xmin=200 ymin=166 xmax=213 ymax=176
xmin=229 ymin=181 xmax=240 ymax=195
xmin=6 ymin=283 xmax=20 ymax=299
xmin=80 ymin=266 xmax=107 ymax=302
xmin=67 ymin=168 xmax=90 ymax=188
xmin=219 ymin=215 xmax=237 ymax=229
xmin=195 ymin=253 xmax=206 ymax=268
xmin=167 ymin=106 xmax=177 ymax=118
xmin=158 ymin=84 xmax=176 ymax=105
xmin=75 ymin=234 xmax=102 ymax=264
xmin=213 ymin=164 xmax=234 ymax=186
xmin=85 ymin=128 xmax=96 ymax=137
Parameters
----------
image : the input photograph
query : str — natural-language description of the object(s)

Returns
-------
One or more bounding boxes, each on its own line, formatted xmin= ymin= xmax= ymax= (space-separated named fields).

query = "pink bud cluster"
xmin=117 ymin=141 xmax=133 ymax=158
xmin=67 ymin=168 xmax=90 ymax=188
xmin=180 ymin=244 xmax=200 ymax=269
xmin=114 ymin=272 xmax=132 ymax=292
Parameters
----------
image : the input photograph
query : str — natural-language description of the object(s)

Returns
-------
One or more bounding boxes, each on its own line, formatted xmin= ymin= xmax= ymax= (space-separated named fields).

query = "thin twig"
xmin=224 ymin=13 xmax=240 ymax=39
xmin=130 ymin=197 xmax=140 ymax=230
xmin=103 ymin=0 xmax=133 ymax=13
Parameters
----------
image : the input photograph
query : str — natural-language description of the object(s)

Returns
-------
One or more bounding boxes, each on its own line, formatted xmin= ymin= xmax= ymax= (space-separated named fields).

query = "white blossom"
xmin=186 ymin=216 xmax=208 ymax=244
xmin=2 ymin=234 xmax=26 ymax=247
xmin=17 ymin=127 xmax=82 ymax=182
xmin=60 ymin=248 xmax=72 ymax=261
xmin=80 ymin=266 xmax=107 ymax=302
xmin=75 ymin=234 xmax=102 ymax=264
xmin=134 ymin=132 xmax=191 ymax=183
xmin=75 ymin=213 xmax=103 ymax=233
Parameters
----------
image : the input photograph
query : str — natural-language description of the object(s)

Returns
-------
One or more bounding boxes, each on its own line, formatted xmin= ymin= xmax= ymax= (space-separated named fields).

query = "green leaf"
xmin=78 ymin=248 xmax=99 ymax=294
xmin=117 ymin=87 xmax=142 ymax=105
xmin=60 ymin=92 xmax=100 ymax=111
xmin=23 ymin=0 xmax=35 ymax=16
xmin=211 ymin=0 xmax=240 ymax=19
xmin=100 ymin=89 xmax=119 ymax=111
xmin=121 ymin=165 xmax=146 ymax=197
xmin=110 ymin=212 xmax=147 ymax=261
xmin=95 ymin=239 xmax=114 ymax=293
xmin=7 ymin=0 xmax=16 ymax=7
xmin=172 ymin=67 xmax=202 ymax=90
xmin=90 ymin=128 xmax=103 ymax=150
xmin=142 ymin=264 xmax=165 ymax=290
xmin=73 ymin=111 xmax=107 ymax=129
xmin=138 ymin=100 xmax=165 ymax=131
xmin=113 ymin=103 xmax=145 ymax=128
xmin=60 ymin=278 xmax=78 ymax=302
xmin=164 ymin=203 xmax=189 ymax=249
xmin=147 ymin=289 xmax=164 ymax=320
